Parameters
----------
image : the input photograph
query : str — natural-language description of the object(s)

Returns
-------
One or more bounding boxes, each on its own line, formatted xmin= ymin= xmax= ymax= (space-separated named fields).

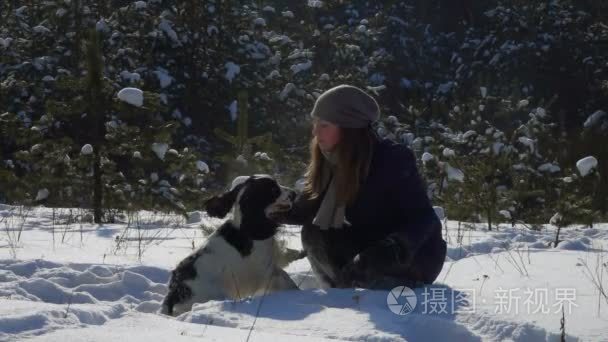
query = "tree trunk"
xmin=72 ymin=0 xmax=82 ymax=69
xmin=487 ymin=207 xmax=492 ymax=231
xmin=85 ymin=29 xmax=105 ymax=224
xmin=554 ymin=226 xmax=562 ymax=248
xmin=93 ymin=149 xmax=103 ymax=223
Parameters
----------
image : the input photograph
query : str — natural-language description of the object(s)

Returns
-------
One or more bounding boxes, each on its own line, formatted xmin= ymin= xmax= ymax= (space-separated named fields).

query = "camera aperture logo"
xmin=387 ymin=286 xmax=417 ymax=315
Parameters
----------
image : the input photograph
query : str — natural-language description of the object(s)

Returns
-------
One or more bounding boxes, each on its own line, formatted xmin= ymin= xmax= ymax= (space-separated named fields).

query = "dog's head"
xmin=205 ymin=174 xmax=296 ymax=228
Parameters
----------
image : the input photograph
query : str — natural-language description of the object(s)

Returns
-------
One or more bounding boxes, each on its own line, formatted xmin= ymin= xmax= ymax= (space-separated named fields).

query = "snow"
xmin=400 ymin=78 xmax=412 ymax=88
xmin=550 ymin=212 xmax=563 ymax=226
xmin=55 ymin=8 xmax=68 ymax=17
xmin=307 ymin=0 xmax=323 ymax=8
xmin=386 ymin=116 xmax=399 ymax=125
xmin=15 ymin=6 xmax=27 ymax=17
xmin=294 ymin=178 xmax=307 ymax=193
xmin=433 ymin=206 xmax=445 ymax=220
xmin=167 ymin=149 xmax=178 ymax=157
xmin=492 ymin=142 xmax=504 ymax=155
xmin=117 ymin=88 xmax=144 ymax=107
xmin=290 ymin=60 xmax=312 ymax=75
xmin=583 ymin=110 xmax=606 ymax=129
xmin=153 ymin=68 xmax=173 ymax=88
xmin=555 ymin=238 xmax=591 ymax=251
xmin=159 ymin=19 xmax=179 ymax=44
xmin=95 ymin=19 xmax=108 ymax=33
xmin=517 ymin=99 xmax=529 ymax=108
xmin=33 ymin=26 xmax=51 ymax=34
xmin=228 ymin=100 xmax=238 ymax=122
xmin=480 ymin=87 xmax=488 ymax=98
xmin=463 ymin=130 xmax=477 ymax=140
xmin=0 ymin=38 xmax=13 ymax=48
xmin=576 ymin=156 xmax=598 ymax=177
xmin=535 ymin=107 xmax=547 ymax=118
xmin=437 ymin=82 xmax=454 ymax=94
xmin=1 ymin=206 xmax=607 ymax=341
xmin=401 ymin=133 xmax=415 ymax=145
xmin=279 ymin=83 xmax=296 ymax=101
xmin=134 ymin=1 xmax=147 ymax=10
xmin=282 ymin=11 xmax=295 ymax=18
xmin=120 ymin=71 xmax=141 ymax=83
xmin=253 ymin=18 xmax=266 ymax=27
xmin=446 ymin=164 xmax=465 ymax=182
xmin=287 ymin=49 xmax=312 ymax=61
xmin=224 ymin=62 xmax=240 ymax=83
xmin=517 ymin=137 xmax=535 ymax=153
xmin=253 ymin=152 xmax=271 ymax=161
xmin=207 ymin=25 xmax=218 ymax=36
xmin=35 ymin=189 xmax=49 ymax=201
xmin=499 ymin=210 xmax=512 ymax=220
xmin=81 ymin=144 xmax=93 ymax=155
xmin=537 ymin=163 xmax=561 ymax=174
xmin=151 ymin=143 xmax=169 ymax=161
xmin=196 ymin=161 xmax=209 ymax=173
xmin=421 ymin=152 xmax=434 ymax=163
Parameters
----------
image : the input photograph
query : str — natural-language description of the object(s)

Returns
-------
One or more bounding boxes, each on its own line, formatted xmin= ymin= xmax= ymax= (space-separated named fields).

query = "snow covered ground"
xmin=1 ymin=204 xmax=607 ymax=341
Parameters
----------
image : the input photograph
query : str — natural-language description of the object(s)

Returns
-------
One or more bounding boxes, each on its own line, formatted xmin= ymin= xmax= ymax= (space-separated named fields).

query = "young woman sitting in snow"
xmin=272 ymin=84 xmax=447 ymax=289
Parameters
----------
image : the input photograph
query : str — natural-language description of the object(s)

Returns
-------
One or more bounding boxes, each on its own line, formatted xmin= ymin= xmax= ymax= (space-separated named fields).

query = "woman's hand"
xmin=335 ymin=235 xmax=413 ymax=288
xmin=335 ymin=256 xmax=366 ymax=288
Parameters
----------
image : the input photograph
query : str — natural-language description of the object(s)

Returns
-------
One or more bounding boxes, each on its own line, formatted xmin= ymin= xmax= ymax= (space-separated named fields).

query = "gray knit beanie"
xmin=310 ymin=84 xmax=380 ymax=128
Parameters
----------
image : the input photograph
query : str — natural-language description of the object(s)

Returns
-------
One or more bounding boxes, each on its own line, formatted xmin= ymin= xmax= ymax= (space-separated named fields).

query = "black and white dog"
xmin=161 ymin=175 xmax=300 ymax=316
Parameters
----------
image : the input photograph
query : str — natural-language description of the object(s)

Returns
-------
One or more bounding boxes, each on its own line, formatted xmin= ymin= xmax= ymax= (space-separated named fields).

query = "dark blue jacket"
xmin=284 ymin=135 xmax=446 ymax=285
xmin=342 ymin=136 xmax=442 ymax=253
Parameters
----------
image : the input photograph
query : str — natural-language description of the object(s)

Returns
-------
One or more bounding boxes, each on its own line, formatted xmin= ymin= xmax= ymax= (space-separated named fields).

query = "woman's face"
xmin=312 ymin=118 xmax=341 ymax=152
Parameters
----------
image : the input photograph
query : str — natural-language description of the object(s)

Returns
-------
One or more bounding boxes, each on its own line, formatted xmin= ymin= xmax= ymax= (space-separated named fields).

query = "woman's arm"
xmin=336 ymin=144 xmax=442 ymax=285
xmin=385 ymin=144 xmax=442 ymax=258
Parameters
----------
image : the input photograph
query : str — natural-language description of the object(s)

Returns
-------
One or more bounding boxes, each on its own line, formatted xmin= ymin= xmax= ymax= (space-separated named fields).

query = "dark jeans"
xmin=301 ymin=223 xmax=447 ymax=289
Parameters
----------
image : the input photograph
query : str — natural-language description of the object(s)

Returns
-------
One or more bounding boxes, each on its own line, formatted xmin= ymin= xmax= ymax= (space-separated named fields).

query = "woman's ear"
xmin=204 ymin=184 xmax=244 ymax=218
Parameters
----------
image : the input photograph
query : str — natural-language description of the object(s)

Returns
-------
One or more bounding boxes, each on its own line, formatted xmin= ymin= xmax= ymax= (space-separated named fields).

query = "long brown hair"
xmin=303 ymin=127 xmax=375 ymax=206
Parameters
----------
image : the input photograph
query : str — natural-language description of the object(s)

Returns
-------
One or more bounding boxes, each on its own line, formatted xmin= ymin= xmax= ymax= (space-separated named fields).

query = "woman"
xmin=275 ymin=84 xmax=447 ymax=289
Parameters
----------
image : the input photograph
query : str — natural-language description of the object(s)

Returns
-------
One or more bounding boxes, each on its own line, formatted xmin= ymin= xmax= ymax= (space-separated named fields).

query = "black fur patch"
xmin=219 ymin=223 xmax=253 ymax=257
xmin=162 ymin=250 xmax=208 ymax=315
xmin=237 ymin=177 xmax=283 ymax=240
xmin=205 ymin=183 xmax=245 ymax=218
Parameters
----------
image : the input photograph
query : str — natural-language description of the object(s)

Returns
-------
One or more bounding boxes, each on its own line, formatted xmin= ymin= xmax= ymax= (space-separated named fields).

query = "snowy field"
xmin=1 ymin=204 xmax=607 ymax=341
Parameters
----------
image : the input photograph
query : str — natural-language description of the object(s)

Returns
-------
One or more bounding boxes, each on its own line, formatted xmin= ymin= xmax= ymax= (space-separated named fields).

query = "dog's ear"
xmin=204 ymin=184 xmax=244 ymax=218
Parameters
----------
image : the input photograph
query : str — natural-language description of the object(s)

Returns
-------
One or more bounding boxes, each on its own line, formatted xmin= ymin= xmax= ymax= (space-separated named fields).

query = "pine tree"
xmin=580 ymin=110 xmax=608 ymax=216
xmin=551 ymin=170 xmax=595 ymax=247
xmin=84 ymin=28 xmax=106 ymax=223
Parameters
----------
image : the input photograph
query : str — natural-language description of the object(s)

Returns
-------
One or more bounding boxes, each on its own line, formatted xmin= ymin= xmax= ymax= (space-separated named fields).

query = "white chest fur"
xmin=187 ymin=234 xmax=278 ymax=302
